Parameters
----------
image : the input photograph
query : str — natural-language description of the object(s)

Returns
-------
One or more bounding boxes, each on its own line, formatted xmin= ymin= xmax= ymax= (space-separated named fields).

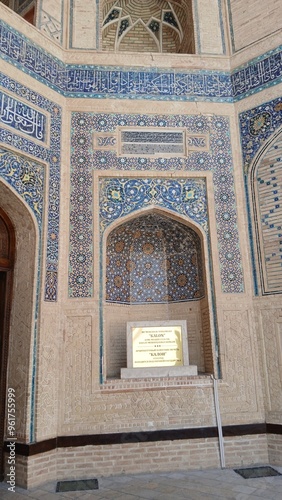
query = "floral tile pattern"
xmin=69 ymin=112 xmax=244 ymax=297
xmin=239 ymin=96 xmax=282 ymax=295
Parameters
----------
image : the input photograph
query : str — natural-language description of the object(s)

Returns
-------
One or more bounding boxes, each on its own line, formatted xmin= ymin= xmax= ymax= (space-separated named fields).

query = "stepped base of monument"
xmin=120 ymin=365 xmax=198 ymax=379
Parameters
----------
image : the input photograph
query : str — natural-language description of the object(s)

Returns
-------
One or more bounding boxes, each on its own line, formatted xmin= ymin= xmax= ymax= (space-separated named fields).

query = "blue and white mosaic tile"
xmin=0 ymin=147 xmax=44 ymax=226
xmin=0 ymin=90 xmax=47 ymax=143
xmin=0 ymin=20 xmax=281 ymax=102
xmin=100 ymin=178 xmax=208 ymax=233
xmin=240 ymin=97 xmax=282 ymax=296
xmin=105 ymin=212 xmax=204 ymax=304
xmin=0 ymin=147 xmax=44 ymax=442
xmin=231 ymin=46 xmax=282 ymax=100
xmin=0 ymin=72 xmax=62 ymax=302
xmin=70 ymin=112 xmax=244 ymax=297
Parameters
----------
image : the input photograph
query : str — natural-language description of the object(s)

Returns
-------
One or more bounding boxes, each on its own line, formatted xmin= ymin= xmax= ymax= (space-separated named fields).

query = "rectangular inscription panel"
xmin=0 ymin=90 xmax=47 ymax=143
xmin=119 ymin=128 xmax=186 ymax=157
xmin=132 ymin=325 xmax=183 ymax=368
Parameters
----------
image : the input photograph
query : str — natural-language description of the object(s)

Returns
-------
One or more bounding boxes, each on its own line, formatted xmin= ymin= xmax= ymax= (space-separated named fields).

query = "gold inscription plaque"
xmin=132 ymin=325 xmax=183 ymax=368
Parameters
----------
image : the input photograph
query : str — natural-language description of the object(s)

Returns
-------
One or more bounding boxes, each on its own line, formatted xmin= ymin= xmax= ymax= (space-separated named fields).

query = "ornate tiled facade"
xmin=69 ymin=112 xmax=244 ymax=298
xmin=231 ymin=46 xmax=282 ymax=100
xmin=240 ymin=96 xmax=282 ymax=173
xmin=1 ymin=0 xmax=282 ymax=488
xmin=106 ymin=213 xmax=204 ymax=304
xmin=0 ymin=73 xmax=62 ymax=301
xmin=99 ymin=178 xmax=208 ymax=232
xmin=239 ymin=97 xmax=282 ymax=296
xmin=0 ymin=20 xmax=281 ymax=101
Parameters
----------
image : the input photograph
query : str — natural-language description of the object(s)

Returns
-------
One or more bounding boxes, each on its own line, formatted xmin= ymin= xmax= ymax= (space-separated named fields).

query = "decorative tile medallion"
xmin=0 ymin=72 xmax=62 ymax=301
xmin=69 ymin=112 xmax=244 ymax=297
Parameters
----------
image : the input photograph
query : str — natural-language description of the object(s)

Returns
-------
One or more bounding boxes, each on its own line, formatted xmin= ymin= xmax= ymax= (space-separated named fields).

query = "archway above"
xmin=102 ymin=0 xmax=195 ymax=53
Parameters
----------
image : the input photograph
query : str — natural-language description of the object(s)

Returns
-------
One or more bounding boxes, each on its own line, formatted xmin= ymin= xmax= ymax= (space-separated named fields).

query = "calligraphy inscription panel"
xmin=131 ymin=324 xmax=184 ymax=368
xmin=0 ymin=90 xmax=47 ymax=144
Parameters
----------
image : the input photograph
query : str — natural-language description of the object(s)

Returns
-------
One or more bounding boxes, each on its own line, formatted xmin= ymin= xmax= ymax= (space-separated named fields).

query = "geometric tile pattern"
xmin=0 ymin=20 xmax=281 ymax=102
xmin=106 ymin=213 xmax=204 ymax=304
xmin=70 ymin=112 xmax=244 ymax=297
xmin=0 ymin=72 xmax=62 ymax=301
xmin=248 ymin=133 xmax=282 ymax=296
xmin=102 ymin=0 xmax=185 ymax=53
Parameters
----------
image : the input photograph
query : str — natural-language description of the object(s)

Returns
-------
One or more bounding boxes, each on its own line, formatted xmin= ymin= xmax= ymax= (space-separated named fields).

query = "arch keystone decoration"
xmin=101 ymin=0 xmax=195 ymax=53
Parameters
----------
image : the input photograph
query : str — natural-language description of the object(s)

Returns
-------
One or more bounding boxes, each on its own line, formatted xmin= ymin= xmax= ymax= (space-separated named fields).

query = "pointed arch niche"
xmin=103 ymin=209 xmax=215 ymax=379
xmin=0 ymin=179 xmax=38 ymax=462
xmin=248 ymin=127 xmax=282 ymax=295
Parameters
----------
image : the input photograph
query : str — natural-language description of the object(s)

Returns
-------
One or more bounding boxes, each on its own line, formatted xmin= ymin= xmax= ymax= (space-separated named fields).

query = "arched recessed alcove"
xmin=0 ymin=180 xmax=38 ymax=449
xmin=101 ymin=0 xmax=195 ymax=54
xmin=104 ymin=210 xmax=214 ymax=378
xmin=249 ymin=126 xmax=282 ymax=295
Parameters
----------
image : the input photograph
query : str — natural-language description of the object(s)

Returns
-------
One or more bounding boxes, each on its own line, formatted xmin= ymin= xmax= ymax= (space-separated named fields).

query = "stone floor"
xmin=1 ymin=466 xmax=282 ymax=499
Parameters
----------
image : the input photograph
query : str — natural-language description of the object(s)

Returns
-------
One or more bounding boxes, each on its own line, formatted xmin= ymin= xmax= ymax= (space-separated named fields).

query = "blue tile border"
xmin=0 ymin=20 xmax=281 ymax=102
xmin=0 ymin=74 xmax=62 ymax=442
xmin=218 ymin=0 xmax=226 ymax=55
xmin=69 ymin=112 xmax=244 ymax=298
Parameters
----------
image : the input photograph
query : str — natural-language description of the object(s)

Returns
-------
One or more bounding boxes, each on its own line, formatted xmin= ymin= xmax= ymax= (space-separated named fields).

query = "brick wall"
xmin=7 ymin=434 xmax=275 ymax=489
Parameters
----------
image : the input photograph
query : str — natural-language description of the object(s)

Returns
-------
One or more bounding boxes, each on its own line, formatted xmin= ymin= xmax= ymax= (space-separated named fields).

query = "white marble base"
xmin=120 ymin=365 xmax=198 ymax=379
